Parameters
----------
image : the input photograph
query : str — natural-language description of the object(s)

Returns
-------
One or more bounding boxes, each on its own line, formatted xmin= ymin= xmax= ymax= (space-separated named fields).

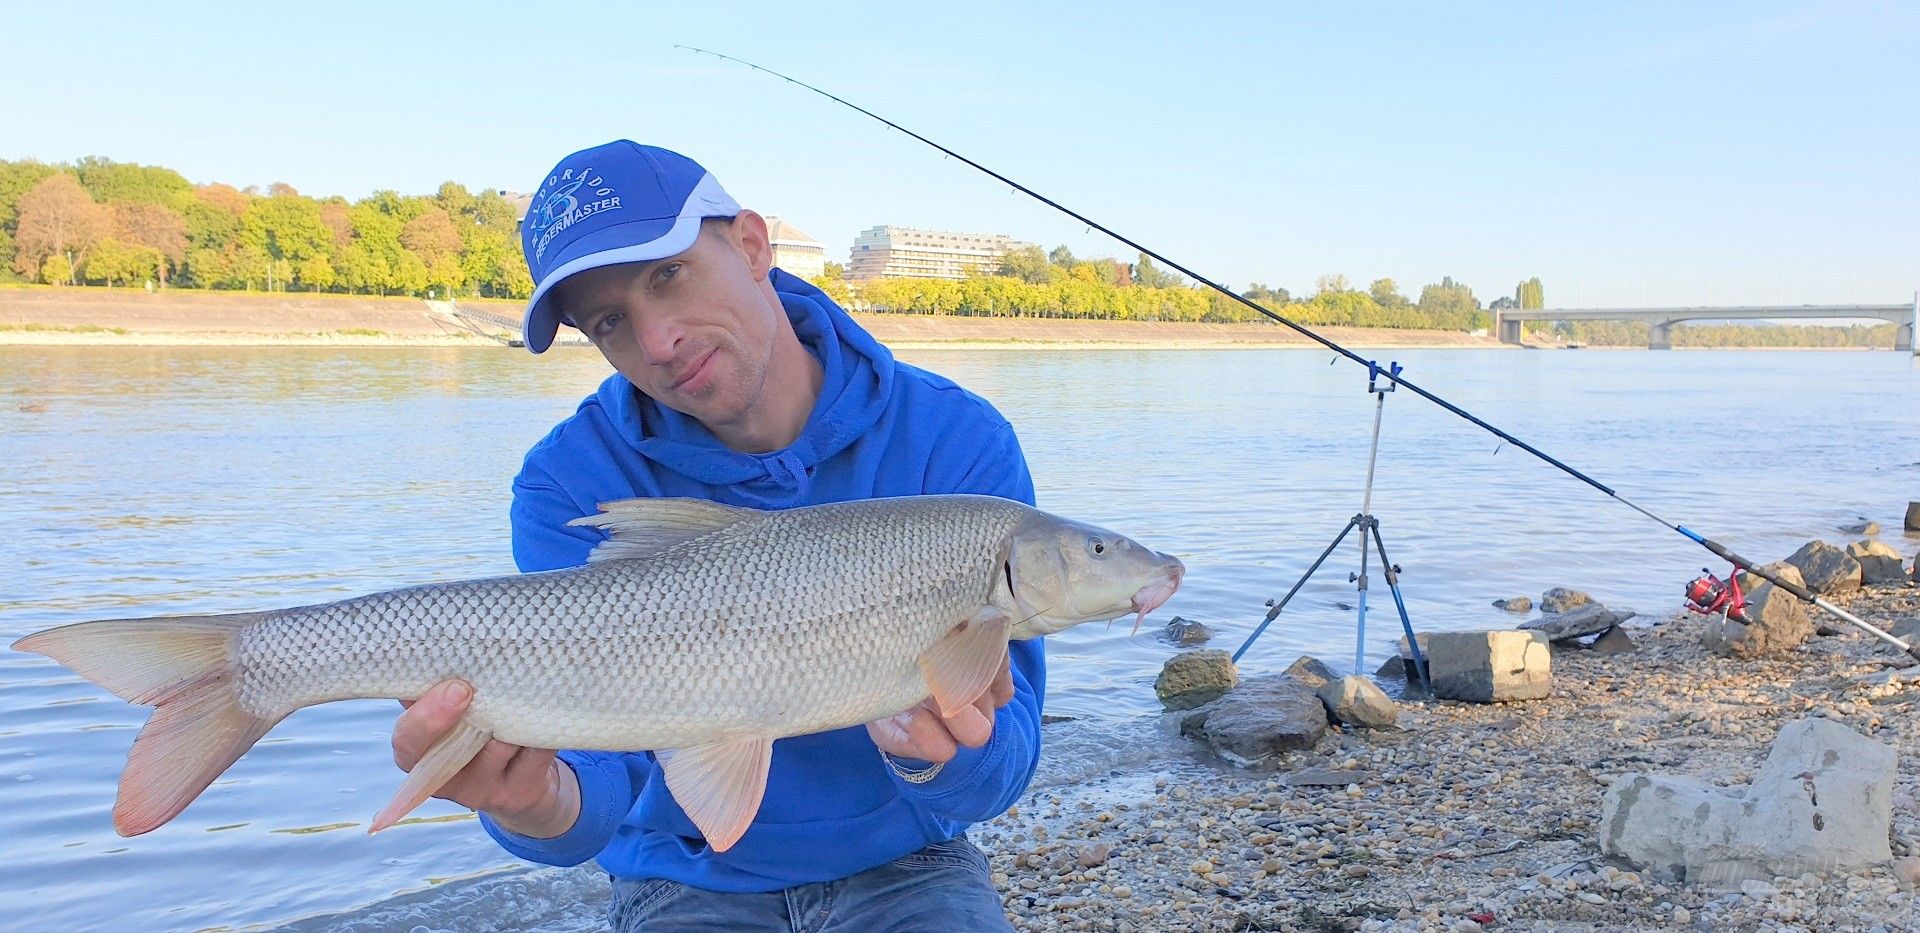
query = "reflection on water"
xmin=1 ymin=344 xmax=1916 ymax=930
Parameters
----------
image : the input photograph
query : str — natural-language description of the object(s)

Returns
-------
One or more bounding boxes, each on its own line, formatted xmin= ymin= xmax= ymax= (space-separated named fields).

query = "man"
xmin=389 ymin=140 xmax=1041 ymax=931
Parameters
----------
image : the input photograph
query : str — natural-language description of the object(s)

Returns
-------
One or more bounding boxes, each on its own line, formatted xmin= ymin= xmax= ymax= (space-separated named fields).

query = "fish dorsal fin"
xmin=656 ymin=735 xmax=775 ymax=853
xmin=568 ymin=497 xmax=758 ymax=563
xmin=919 ymin=605 xmax=1013 ymax=718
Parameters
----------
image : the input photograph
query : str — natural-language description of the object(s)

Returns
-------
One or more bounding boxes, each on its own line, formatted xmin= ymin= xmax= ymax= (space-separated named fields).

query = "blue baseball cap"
xmin=519 ymin=141 xmax=741 ymax=353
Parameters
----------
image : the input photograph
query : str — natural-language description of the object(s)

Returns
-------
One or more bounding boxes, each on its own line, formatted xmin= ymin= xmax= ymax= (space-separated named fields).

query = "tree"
xmin=1315 ymin=273 xmax=1350 ymax=295
xmin=1241 ymin=283 xmax=1291 ymax=306
xmin=1516 ymin=277 xmax=1545 ymax=309
xmin=240 ymin=196 xmax=332 ymax=290
xmin=0 ymin=160 xmax=61 ymax=235
xmin=111 ymin=203 xmax=187 ymax=286
xmin=1133 ymin=253 xmax=1176 ymax=288
xmin=84 ymin=239 xmax=164 ymax=286
xmin=13 ymin=173 xmax=109 ymax=283
xmin=401 ymin=207 xmax=466 ymax=294
xmin=72 ymin=157 xmax=192 ymax=208
xmin=1369 ymin=278 xmax=1406 ymax=308
xmin=1047 ymin=245 xmax=1075 ymax=267
xmin=1417 ymin=276 xmax=1482 ymax=329
xmin=998 ymin=244 xmax=1055 ymax=284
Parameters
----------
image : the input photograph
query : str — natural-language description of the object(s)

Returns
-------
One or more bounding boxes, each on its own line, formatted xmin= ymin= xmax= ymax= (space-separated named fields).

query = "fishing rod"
xmin=679 ymin=46 xmax=1920 ymax=661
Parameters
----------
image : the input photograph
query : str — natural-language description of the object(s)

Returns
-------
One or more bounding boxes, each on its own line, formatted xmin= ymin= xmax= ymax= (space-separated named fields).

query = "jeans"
xmin=607 ymin=836 xmax=1014 ymax=932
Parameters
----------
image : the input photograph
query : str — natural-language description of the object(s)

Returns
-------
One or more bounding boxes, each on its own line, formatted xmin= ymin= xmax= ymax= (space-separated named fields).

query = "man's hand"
xmin=866 ymin=653 xmax=1016 ymax=764
xmin=392 ymin=679 xmax=581 ymax=839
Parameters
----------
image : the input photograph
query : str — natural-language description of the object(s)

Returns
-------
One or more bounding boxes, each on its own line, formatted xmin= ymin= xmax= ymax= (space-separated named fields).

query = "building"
xmin=847 ymin=226 xmax=1027 ymax=281
xmin=764 ymin=216 xmax=827 ymax=281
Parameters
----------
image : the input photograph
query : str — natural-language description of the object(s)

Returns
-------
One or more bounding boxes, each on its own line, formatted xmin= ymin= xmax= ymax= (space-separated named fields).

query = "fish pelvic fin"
xmin=13 ymin=612 xmax=279 ymax=836
xmin=568 ymin=497 xmax=759 ymax=563
xmin=657 ymin=735 xmax=775 ymax=853
xmin=918 ymin=606 xmax=1013 ymax=719
xmin=371 ymin=717 xmax=492 ymax=834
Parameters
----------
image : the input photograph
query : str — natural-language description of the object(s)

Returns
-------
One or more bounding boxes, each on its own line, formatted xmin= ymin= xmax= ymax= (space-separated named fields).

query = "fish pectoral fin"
xmin=919 ymin=606 xmax=1014 ymax=719
xmin=656 ymin=735 xmax=775 ymax=853
xmin=370 ymin=717 xmax=491 ymax=834
xmin=568 ymin=498 xmax=759 ymax=563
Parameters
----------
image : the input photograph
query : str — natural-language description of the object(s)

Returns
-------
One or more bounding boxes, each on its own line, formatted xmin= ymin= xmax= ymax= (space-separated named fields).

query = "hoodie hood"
xmin=588 ymin=268 xmax=896 ymax=509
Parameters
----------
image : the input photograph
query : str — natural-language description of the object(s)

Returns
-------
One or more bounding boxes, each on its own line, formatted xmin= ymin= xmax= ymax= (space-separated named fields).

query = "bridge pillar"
xmin=1648 ymin=320 xmax=1673 ymax=350
xmin=1898 ymin=320 xmax=1914 ymax=354
xmin=1497 ymin=314 xmax=1523 ymax=345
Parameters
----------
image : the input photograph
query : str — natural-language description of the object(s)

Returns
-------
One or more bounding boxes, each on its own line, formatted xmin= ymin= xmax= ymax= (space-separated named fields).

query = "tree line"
xmin=7 ymin=156 xmax=1886 ymax=346
xmin=2 ymin=158 xmax=529 ymax=298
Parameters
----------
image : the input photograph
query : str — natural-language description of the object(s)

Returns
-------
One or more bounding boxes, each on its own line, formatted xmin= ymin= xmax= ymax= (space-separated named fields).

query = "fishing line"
xmin=680 ymin=46 xmax=1919 ymax=660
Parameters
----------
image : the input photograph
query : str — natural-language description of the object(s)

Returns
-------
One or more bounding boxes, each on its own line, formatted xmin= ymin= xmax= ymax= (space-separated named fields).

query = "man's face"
xmin=555 ymin=215 xmax=784 ymax=431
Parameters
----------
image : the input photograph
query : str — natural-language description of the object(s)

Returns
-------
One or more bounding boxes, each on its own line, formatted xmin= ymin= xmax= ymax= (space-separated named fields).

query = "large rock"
xmin=1703 ymin=563 xmax=1813 ymax=658
xmin=1315 ymin=674 xmax=1398 ymax=729
xmin=1735 ymin=560 xmax=1798 ymax=597
xmin=1838 ymin=519 xmax=1880 ymax=536
xmin=1845 ymin=539 xmax=1907 ymax=585
xmin=1159 ymin=616 xmax=1215 ymax=646
xmin=1156 ymin=650 xmax=1238 ymax=710
xmin=1785 ymin=540 xmax=1862 ymax=596
xmin=1425 ymin=630 xmax=1551 ymax=703
xmin=1283 ymin=655 xmax=1338 ymax=689
xmin=1588 ymin=626 xmax=1637 ymax=655
xmin=1540 ymin=587 xmax=1593 ymax=614
xmin=1520 ymin=602 xmax=1635 ymax=642
xmin=1179 ymin=674 xmax=1328 ymax=764
xmin=1599 ymin=718 xmax=1896 ymax=888
xmin=1907 ymin=500 xmax=1920 ymax=532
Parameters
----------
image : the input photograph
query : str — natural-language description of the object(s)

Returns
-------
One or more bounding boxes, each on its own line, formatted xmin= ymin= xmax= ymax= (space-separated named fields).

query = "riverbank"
xmin=969 ymin=583 xmax=1920 ymax=932
xmin=273 ymin=579 xmax=1919 ymax=933
xmin=0 ymin=287 xmax=1504 ymax=350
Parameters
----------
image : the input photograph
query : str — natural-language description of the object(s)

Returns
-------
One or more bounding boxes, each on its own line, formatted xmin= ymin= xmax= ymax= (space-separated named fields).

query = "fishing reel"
xmin=1683 ymin=567 xmax=1749 ymax=624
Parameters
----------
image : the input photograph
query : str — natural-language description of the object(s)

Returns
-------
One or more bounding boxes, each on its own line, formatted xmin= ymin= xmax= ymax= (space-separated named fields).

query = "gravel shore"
xmin=977 ymin=584 xmax=1920 ymax=932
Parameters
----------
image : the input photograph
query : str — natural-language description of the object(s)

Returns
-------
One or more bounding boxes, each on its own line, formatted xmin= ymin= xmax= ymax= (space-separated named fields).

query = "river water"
xmin=1 ymin=344 xmax=1915 ymax=930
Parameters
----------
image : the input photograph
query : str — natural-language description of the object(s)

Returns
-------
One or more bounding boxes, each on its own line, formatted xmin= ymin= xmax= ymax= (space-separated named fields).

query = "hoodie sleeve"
xmin=890 ymin=418 xmax=1048 ymax=824
xmin=478 ymin=463 xmax=649 ymax=867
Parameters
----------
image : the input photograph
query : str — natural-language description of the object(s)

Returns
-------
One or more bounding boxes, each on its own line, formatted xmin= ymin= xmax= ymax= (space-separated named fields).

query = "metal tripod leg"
xmin=1370 ymin=520 xmax=1430 ymax=693
xmin=1232 ymin=515 xmax=1362 ymax=663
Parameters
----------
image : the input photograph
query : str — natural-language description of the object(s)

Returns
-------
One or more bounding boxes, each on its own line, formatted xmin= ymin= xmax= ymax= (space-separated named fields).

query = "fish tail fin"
xmin=12 ymin=612 xmax=280 ymax=836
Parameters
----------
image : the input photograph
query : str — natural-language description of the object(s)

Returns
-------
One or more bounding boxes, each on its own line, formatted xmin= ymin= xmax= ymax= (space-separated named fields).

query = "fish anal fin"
xmin=567 ymin=497 xmax=758 ymax=563
xmin=919 ymin=606 xmax=1013 ymax=719
xmin=656 ymin=735 xmax=774 ymax=853
xmin=370 ymin=718 xmax=492 ymax=834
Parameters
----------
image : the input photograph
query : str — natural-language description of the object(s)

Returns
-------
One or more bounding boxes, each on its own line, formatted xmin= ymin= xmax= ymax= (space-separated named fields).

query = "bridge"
xmin=1493 ymin=297 xmax=1918 ymax=352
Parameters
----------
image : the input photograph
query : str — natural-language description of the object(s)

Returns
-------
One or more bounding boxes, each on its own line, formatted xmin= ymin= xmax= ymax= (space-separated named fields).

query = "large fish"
xmin=13 ymin=494 xmax=1184 ymax=851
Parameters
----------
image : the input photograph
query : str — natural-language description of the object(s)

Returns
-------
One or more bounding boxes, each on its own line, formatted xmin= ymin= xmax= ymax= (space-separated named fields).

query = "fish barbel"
xmin=12 ymin=494 xmax=1184 ymax=851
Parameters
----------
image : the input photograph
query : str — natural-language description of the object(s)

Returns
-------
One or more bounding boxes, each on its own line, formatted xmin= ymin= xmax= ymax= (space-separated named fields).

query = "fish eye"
xmin=1087 ymin=536 xmax=1106 ymax=556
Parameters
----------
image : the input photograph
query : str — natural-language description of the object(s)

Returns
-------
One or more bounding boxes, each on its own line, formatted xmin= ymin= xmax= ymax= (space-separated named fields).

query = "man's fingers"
xmin=943 ymin=702 xmax=992 ymax=748
xmin=391 ymin=680 xmax=472 ymax=770
xmin=903 ymin=705 xmax=959 ymax=762
xmin=990 ymin=656 xmax=1015 ymax=707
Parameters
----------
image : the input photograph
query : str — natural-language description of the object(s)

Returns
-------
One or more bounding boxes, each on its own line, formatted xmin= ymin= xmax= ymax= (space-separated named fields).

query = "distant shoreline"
xmin=0 ymin=286 xmax=1508 ymax=351
xmin=0 ymin=286 xmax=1889 ymax=352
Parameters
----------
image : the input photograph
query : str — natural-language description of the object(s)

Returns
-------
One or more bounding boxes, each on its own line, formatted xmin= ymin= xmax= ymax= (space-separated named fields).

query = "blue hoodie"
xmin=481 ymin=269 xmax=1043 ymax=892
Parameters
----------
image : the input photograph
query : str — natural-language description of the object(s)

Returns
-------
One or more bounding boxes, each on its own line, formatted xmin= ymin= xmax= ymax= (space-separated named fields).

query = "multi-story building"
xmin=764 ymin=216 xmax=827 ymax=281
xmin=847 ymin=226 xmax=1027 ymax=281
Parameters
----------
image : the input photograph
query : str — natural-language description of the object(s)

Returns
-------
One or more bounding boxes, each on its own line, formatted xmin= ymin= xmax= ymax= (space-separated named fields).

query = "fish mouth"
xmin=1128 ymin=559 xmax=1185 ymax=634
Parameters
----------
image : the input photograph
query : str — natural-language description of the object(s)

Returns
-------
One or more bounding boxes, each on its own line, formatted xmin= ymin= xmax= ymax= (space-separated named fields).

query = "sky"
xmin=6 ymin=0 xmax=1917 ymax=308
